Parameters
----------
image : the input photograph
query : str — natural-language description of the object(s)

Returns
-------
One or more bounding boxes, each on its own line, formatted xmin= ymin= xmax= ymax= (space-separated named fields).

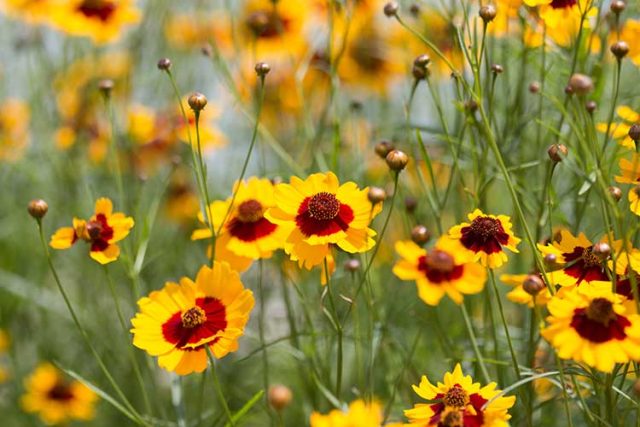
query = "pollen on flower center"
xmin=181 ymin=306 xmax=207 ymax=328
xmin=237 ymin=199 xmax=264 ymax=223
xmin=443 ymin=385 xmax=468 ymax=408
xmin=47 ymin=383 xmax=74 ymax=401
xmin=441 ymin=410 xmax=464 ymax=427
xmin=78 ymin=0 xmax=116 ymax=21
xmin=426 ymin=249 xmax=455 ymax=273
xmin=586 ymin=298 xmax=616 ymax=325
xmin=86 ymin=221 xmax=103 ymax=240
xmin=469 ymin=216 xmax=500 ymax=239
xmin=549 ymin=0 xmax=577 ymax=9
xmin=581 ymin=248 xmax=601 ymax=268
xmin=308 ymin=192 xmax=341 ymax=221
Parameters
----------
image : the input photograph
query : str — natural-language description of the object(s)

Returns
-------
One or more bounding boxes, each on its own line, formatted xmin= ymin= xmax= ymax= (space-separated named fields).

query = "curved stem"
xmin=205 ymin=347 xmax=235 ymax=426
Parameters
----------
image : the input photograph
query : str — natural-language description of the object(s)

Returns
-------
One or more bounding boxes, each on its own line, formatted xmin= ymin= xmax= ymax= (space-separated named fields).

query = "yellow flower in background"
xmin=0 ymin=329 xmax=9 ymax=383
xmin=50 ymin=198 xmax=134 ymax=264
xmin=310 ymin=399 xmax=383 ymax=427
xmin=614 ymin=153 xmax=640 ymax=216
xmin=405 ymin=363 xmax=516 ymax=426
xmin=176 ymin=95 xmax=227 ymax=150
xmin=541 ymin=282 xmax=640 ymax=372
xmin=596 ymin=105 xmax=639 ymax=150
xmin=523 ymin=0 xmax=595 ymax=48
xmin=393 ymin=238 xmax=486 ymax=306
xmin=0 ymin=98 xmax=30 ymax=162
xmin=487 ymin=0 xmax=523 ymax=37
xmin=21 ymin=363 xmax=98 ymax=425
xmin=266 ymin=172 xmax=382 ymax=270
xmin=500 ymin=273 xmax=552 ymax=307
xmin=50 ymin=0 xmax=140 ymax=44
xmin=164 ymin=12 xmax=231 ymax=51
xmin=131 ymin=262 xmax=255 ymax=375
xmin=620 ymin=19 xmax=640 ymax=67
xmin=448 ymin=209 xmax=521 ymax=268
xmin=164 ymin=168 xmax=201 ymax=226
xmin=0 ymin=0 xmax=56 ymax=24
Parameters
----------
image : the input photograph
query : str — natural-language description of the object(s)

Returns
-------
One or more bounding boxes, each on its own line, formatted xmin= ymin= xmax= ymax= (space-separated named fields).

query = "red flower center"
xmin=418 ymin=250 xmax=465 ymax=284
xmin=162 ymin=297 xmax=227 ymax=349
xmin=181 ymin=306 xmax=207 ymax=328
xmin=429 ymin=385 xmax=487 ymax=427
xmin=77 ymin=0 xmax=116 ymax=22
xmin=615 ymin=271 xmax=639 ymax=300
xmin=426 ymin=249 xmax=455 ymax=273
xmin=460 ymin=216 xmax=509 ymax=254
xmin=236 ymin=199 xmax=264 ymax=223
xmin=83 ymin=214 xmax=114 ymax=252
xmin=246 ymin=10 xmax=291 ymax=39
xmin=550 ymin=0 xmax=577 ymax=9
xmin=443 ymin=385 xmax=468 ymax=408
xmin=570 ymin=298 xmax=631 ymax=343
xmin=295 ymin=192 xmax=354 ymax=237
xmin=441 ymin=410 xmax=463 ymax=427
xmin=227 ymin=199 xmax=277 ymax=242
xmin=308 ymin=192 xmax=340 ymax=221
xmin=47 ymin=383 xmax=74 ymax=402
xmin=562 ymin=246 xmax=608 ymax=285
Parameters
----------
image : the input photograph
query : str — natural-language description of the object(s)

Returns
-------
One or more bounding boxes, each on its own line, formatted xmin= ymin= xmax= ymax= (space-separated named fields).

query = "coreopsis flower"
xmin=130 ymin=262 xmax=255 ymax=375
xmin=447 ymin=209 xmax=521 ymax=268
xmin=404 ymin=363 xmax=516 ymax=426
xmin=164 ymin=12 xmax=231 ymax=51
xmin=538 ymin=230 xmax=610 ymax=287
xmin=608 ymin=250 xmax=640 ymax=307
xmin=620 ymin=19 xmax=640 ymax=67
xmin=0 ymin=98 xmax=30 ymax=162
xmin=541 ymin=283 xmax=640 ymax=372
xmin=393 ymin=238 xmax=486 ymax=306
xmin=21 ymin=363 xmax=97 ymax=425
xmin=615 ymin=153 xmax=640 ymax=216
xmin=50 ymin=198 xmax=134 ymax=264
xmin=191 ymin=178 xmax=289 ymax=272
xmin=265 ymin=172 xmax=382 ymax=270
xmin=0 ymin=0 xmax=56 ymax=24
xmin=50 ymin=0 xmax=140 ymax=44
xmin=596 ymin=106 xmax=639 ymax=150
xmin=500 ymin=273 xmax=553 ymax=307
xmin=310 ymin=399 xmax=384 ymax=427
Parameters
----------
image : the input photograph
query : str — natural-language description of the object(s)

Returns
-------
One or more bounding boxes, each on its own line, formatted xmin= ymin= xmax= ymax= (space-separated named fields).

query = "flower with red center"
xmin=265 ymin=172 xmax=382 ymax=271
xmin=404 ymin=363 xmax=516 ymax=427
xmin=538 ymin=229 xmax=609 ymax=287
xmin=191 ymin=178 xmax=291 ymax=273
xmin=21 ymin=363 xmax=97 ymax=425
xmin=523 ymin=0 xmax=594 ymax=37
xmin=596 ymin=106 xmax=639 ymax=151
xmin=615 ymin=153 xmax=640 ymax=217
xmin=50 ymin=198 xmax=134 ymax=264
xmin=130 ymin=262 xmax=254 ymax=375
xmin=541 ymin=283 xmax=640 ymax=372
xmin=447 ymin=209 xmax=520 ymax=268
xmin=393 ymin=237 xmax=486 ymax=306
xmin=310 ymin=399 xmax=386 ymax=427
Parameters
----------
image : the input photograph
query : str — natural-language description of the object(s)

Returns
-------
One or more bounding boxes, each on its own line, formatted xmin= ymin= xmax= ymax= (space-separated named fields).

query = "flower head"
xmin=310 ymin=399 xmax=384 ymax=427
xmin=50 ymin=198 xmax=134 ymax=264
xmin=131 ymin=262 xmax=255 ymax=375
xmin=393 ymin=237 xmax=486 ymax=306
xmin=541 ymin=283 xmax=640 ymax=372
xmin=0 ymin=98 xmax=30 ymax=162
xmin=596 ymin=106 xmax=639 ymax=150
xmin=404 ymin=363 xmax=516 ymax=426
xmin=21 ymin=363 xmax=97 ymax=425
xmin=448 ymin=209 xmax=520 ymax=268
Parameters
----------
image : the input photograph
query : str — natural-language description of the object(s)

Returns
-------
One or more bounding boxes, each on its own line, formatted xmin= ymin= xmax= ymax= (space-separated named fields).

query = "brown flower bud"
xmin=255 ymin=61 xmax=271 ymax=77
xmin=344 ymin=258 xmax=361 ymax=272
xmin=564 ymin=85 xmax=574 ymax=95
xmin=201 ymin=43 xmax=213 ymax=57
xmin=404 ymin=196 xmax=417 ymax=213
xmin=268 ymin=385 xmax=292 ymax=411
xmin=188 ymin=92 xmax=207 ymax=112
xmin=628 ymin=124 xmax=640 ymax=141
xmin=157 ymin=58 xmax=172 ymax=71
xmin=568 ymin=73 xmax=593 ymax=95
xmin=585 ymin=100 xmax=597 ymax=114
xmin=383 ymin=1 xmax=399 ymax=17
xmin=98 ymin=79 xmax=114 ymax=96
xmin=412 ymin=65 xmax=428 ymax=80
xmin=411 ymin=225 xmax=431 ymax=245
xmin=385 ymin=149 xmax=409 ymax=171
xmin=491 ymin=64 xmax=503 ymax=74
xmin=479 ymin=4 xmax=497 ymax=23
xmin=414 ymin=54 xmax=431 ymax=68
xmin=547 ymin=144 xmax=568 ymax=163
xmin=592 ymin=242 xmax=611 ymax=260
xmin=28 ymin=199 xmax=48 ymax=219
xmin=544 ymin=253 xmax=559 ymax=268
xmin=608 ymin=186 xmax=622 ymax=201
xmin=409 ymin=4 xmax=420 ymax=17
xmin=610 ymin=0 xmax=626 ymax=14
xmin=374 ymin=140 xmax=395 ymax=159
xmin=368 ymin=187 xmax=387 ymax=204
xmin=523 ymin=275 xmax=545 ymax=296
xmin=529 ymin=81 xmax=540 ymax=94
xmin=611 ymin=41 xmax=629 ymax=59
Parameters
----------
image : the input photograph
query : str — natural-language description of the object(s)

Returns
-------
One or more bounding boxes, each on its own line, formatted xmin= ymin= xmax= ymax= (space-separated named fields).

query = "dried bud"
xmin=404 ymin=196 xmax=417 ymax=213
xmin=28 ymin=199 xmax=48 ymax=219
xmin=188 ymin=92 xmax=207 ymax=112
xmin=630 ymin=124 xmax=640 ymax=141
xmin=344 ymin=258 xmax=361 ymax=272
xmin=491 ymin=64 xmax=503 ymax=74
xmin=547 ymin=144 xmax=568 ymax=163
xmin=268 ymin=385 xmax=292 ymax=411
xmin=585 ymin=100 xmax=597 ymax=114
xmin=157 ymin=58 xmax=172 ymax=71
xmin=529 ymin=81 xmax=540 ymax=94
xmin=568 ymin=73 xmax=593 ymax=95
xmin=374 ymin=140 xmax=395 ymax=158
xmin=479 ymin=4 xmax=497 ymax=23
xmin=255 ymin=61 xmax=271 ymax=77
xmin=414 ymin=54 xmax=431 ymax=68
xmin=383 ymin=1 xmax=399 ymax=17
xmin=98 ymin=79 xmax=114 ymax=96
xmin=592 ymin=242 xmax=611 ymax=260
xmin=611 ymin=41 xmax=629 ymax=59
xmin=385 ymin=149 xmax=409 ymax=171
xmin=409 ymin=4 xmax=420 ymax=16
xmin=610 ymin=0 xmax=626 ymax=14
xmin=368 ymin=187 xmax=387 ymax=204
xmin=523 ymin=275 xmax=545 ymax=296
xmin=608 ymin=186 xmax=622 ymax=201
xmin=411 ymin=225 xmax=431 ymax=245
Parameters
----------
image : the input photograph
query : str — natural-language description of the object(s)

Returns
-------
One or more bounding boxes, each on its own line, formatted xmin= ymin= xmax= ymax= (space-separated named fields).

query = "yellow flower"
xmin=176 ymin=96 xmax=227 ymax=150
xmin=21 ymin=363 xmax=98 ymax=425
xmin=50 ymin=0 xmax=140 ymax=44
xmin=404 ymin=363 xmax=516 ymax=426
xmin=0 ymin=329 xmax=9 ymax=383
xmin=614 ymin=153 xmax=640 ymax=216
xmin=164 ymin=12 xmax=231 ymax=51
xmin=523 ymin=0 xmax=595 ymax=47
xmin=596 ymin=105 xmax=639 ymax=150
xmin=500 ymin=273 xmax=552 ymax=307
xmin=393 ymin=238 xmax=486 ymax=306
xmin=620 ymin=19 xmax=640 ymax=67
xmin=541 ymin=282 xmax=640 ymax=372
xmin=265 ymin=172 xmax=382 ymax=270
xmin=447 ymin=209 xmax=521 ymax=269
xmin=50 ymin=198 xmax=134 ymax=264
xmin=0 ymin=98 xmax=30 ymax=162
xmin=131 ymin=262 xmax=255 ymax=375
xmin=0 ymin=0 xmax=56 ymax=24
xmin=164 ymin=169 xmax=200 ymax=225
xmin=310 ymin=399 xmax=383 ymax=427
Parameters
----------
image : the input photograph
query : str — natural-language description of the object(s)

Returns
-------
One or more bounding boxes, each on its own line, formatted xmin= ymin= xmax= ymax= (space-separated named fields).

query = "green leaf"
xmin=224 ymin=389 xmax=265 ymax=427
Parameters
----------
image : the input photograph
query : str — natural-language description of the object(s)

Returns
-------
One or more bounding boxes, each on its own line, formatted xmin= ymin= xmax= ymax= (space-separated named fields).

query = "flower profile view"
xmin=131 ymin=262 xmax=255 ymax=375
xmin=541 ymin=282 xmax=640 ymax=372
xmin=448 ymin=209 xmax=520 ymax=268
xmin=393 ymin=237 xmax=486 ymax=306
xmin=49 ymin=197 xmax=134 ymax=264
xmin=404 ymin=363 xmax=516 ymax=426
xmin=21 ymin=363 xmax=98 ymax=425
xmin=265 ymin=172 xmax=382 ymax=270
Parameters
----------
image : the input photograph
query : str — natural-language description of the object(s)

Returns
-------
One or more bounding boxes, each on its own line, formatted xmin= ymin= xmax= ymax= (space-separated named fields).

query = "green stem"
xmin=461 ymin=303 xmax=491 ymax=384
xmin=324 ymin=257 xmax=343 ymax=399
xmin=205 ymin=347 xmax=235 ymax=426
xmin=488 ymin=270 xmax=521 ymax=380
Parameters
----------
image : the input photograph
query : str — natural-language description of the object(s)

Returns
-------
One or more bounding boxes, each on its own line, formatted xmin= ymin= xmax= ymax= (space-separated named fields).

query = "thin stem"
xmin=324 ymin=257 xmax=343 ymax=399
xmin=461 ymin=303 xmax=491 ymax=384
xmin=205 ymin=347 xmax=235 ymax=426
xmin=488 ymin=270 xmax=521 ymax=380
xmin=256 ymin=259 xmax=271 ymax=416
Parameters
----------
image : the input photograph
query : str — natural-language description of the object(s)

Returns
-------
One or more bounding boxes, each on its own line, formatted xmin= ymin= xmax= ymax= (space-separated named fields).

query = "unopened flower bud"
xmin=585 ymin=100 xmax=597 ymax=114
xmin=268 ymin=385 xmax=292 ymax=411
xmin=98 ymin=79 xmax=114 ymax=96
xmin=255 ymin=62 xmax=271 ymax=77
xmin=608 ymin=186 xmax=622 ymax=201
xmin=610 ymin=0 xmax=626 ymax=14
xmin=592 ymin=242 xmax=611 ymax=260
xmin=547 ymin=144 xmax=568 ymax=163
xmin=479 ymin=4 xmax=497 ymax=23
xmin=385 ymin=149 xmax=409 ymax=171
xmin=344 ymin=258 xmax=361 ymax=272
xmin=411 ymin=225 xmax=431 ymax=245
xmin=491 ymin=64 xmax=503 ymax=74
xmin=157 ymin=58 xmax=172 ymax=71
xmin=409 ymin=4 xmax=420 ymax=16
xmin=374 ymin=140 xmax=395 ymax=158
xmin=368 ymin=187 xmax=387 ymax=204
xmin=564 ymin=85 xmax=574 ymax=95
xmin=568 ymin=73 xmax=593 ymax=95
xmin=611 ymin=41 xmax=629 ymax=59
xmin=529 ymin=81 xmax=540 ymax=94
xmin=412 ymin=65 xmax=428 ymax=80
xmin=414 ymin=54 xmax=430 ymax=68
xmin=404 ymin=196 xmax=417 ymax=213
xmin=383 ymin=1 xmax=399 ymax=17
xmin=523 ymin=274 xmax=545 ymax=296
xmin=628 ymin=124 xmax=640 ymax=141
xmin=28 ymin=199 xmax=48 ymax=219
xmin=188 ymin=92 xmax=207 ymax=112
